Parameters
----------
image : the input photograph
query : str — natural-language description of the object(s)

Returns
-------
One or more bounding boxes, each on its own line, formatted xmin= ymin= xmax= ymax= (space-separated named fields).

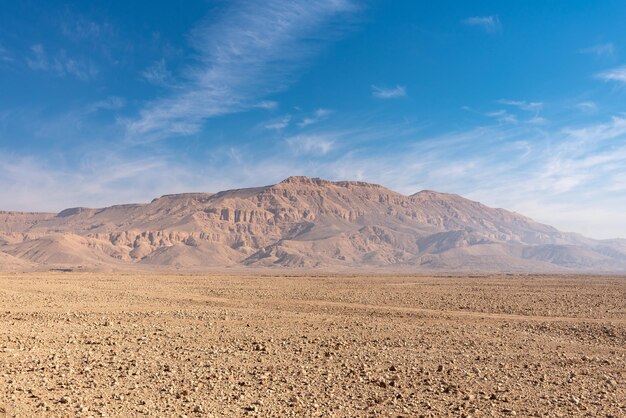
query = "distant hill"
xmin=1 ymin=176 xmax=625 ymax=272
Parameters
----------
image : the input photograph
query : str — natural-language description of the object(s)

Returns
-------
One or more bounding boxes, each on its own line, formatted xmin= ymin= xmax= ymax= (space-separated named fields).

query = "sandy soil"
xmin=0 ymin=272 xmax=624 ymax=417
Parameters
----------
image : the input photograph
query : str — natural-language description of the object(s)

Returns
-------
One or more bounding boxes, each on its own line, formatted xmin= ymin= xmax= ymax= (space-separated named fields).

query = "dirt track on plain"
xmin=0 ymin=272 xmax=624 ymax=417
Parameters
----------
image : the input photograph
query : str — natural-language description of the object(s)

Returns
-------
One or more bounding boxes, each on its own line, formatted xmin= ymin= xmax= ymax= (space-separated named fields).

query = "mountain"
xmin=1 ymin=176 xmax=625 ymax=272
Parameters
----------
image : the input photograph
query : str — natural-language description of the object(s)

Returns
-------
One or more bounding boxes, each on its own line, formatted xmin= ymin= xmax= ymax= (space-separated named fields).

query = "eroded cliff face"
xmin=0 ymin=176 xmax=624 ymax=271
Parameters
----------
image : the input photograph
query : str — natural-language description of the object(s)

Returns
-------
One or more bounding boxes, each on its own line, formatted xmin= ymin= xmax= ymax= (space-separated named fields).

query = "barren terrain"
xmin=0 ymin=272 xmax=624 ymax=417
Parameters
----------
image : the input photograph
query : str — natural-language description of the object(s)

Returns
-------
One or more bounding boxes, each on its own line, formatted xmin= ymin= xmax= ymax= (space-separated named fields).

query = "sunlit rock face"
xmin=1 ymin=177 xmax=625 ymax=271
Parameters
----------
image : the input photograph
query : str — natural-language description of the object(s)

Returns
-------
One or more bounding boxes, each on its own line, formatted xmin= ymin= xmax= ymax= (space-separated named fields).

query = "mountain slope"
xmin=0 ymin=176 xmax=623 ymax=271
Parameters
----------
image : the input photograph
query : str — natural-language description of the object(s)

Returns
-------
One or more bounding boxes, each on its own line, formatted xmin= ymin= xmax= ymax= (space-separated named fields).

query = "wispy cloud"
xmin=286 ymin=134 xmax=335 ymax=155
xmin=60 ymin=13 xmax=115 ymax=42
xmin=463 ymin=16 xmax=501 ymax=33
xmin=53 ymin=52 xmax=98 ymax=80
xmin=58 ymin=10 xmax=124 ymax=66
xmin=298 ymin=108 xmax=332 ymax=127
xmin=25 ymin=44 xmax=98 ymax=80
xmin=263 ymin=115 xmax=291 ymax=130
xmin=484 ymin=100 xmax=545 ymax=124
xmin=579 ymin=42 xmax=615 ymax=57
xmin=255 ymin=101 xmax=279 ymax=111
xmin=499 ymin=115 xmax=518 ymax=124
xmin=563 ymin=115 xmax=626 ymax=142
xmin=141 ymin=59 xmax=172 ymax=86
xmin=596 ymin=65 xmax=626 ymax=84
xmin=485 ymin=110 xmax=506 ymax=117
xmin=26 ymin=44 xmax=47 ymax=70
xmin=485 ymin=109 xmax=517 ymax=124
xmin=575 ymin=101 xmax=598 ymax=113
xmin=497 ymin=99 xmax=543 ymax=112
xmin=527 ymin=116 xmax=548 ymax=125
xmin=371 ymin=85 xmax=406 ymax=99
xmin=125 ymin=1 xmax=357 ymax=141
xmin=0 ymin=44 xmax=13 ymax=63
xmin=87 ymin=96 xmax=126 ymax=113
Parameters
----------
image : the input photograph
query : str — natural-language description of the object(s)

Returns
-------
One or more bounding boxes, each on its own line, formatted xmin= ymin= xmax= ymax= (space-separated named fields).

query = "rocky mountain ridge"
xmin=1 ymin=176 xmax=624 ymax=271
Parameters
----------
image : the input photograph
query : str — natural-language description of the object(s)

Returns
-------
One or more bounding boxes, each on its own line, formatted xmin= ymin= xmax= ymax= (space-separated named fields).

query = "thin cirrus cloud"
xmin=579 ymin=43 xmax=615 ymax=57
xmin=285 ymin=134 xmax=335 ymax=155
xmin=25 ymin=44 xmax=98 ymax=80
xmin=485 ymin=99 xmax=544 ymax=124
xmin=485 ymin=109 xmax=517 ymax=124
xmin=371 ymin=85 xmax=406 ymax=99
xmin=575 ymin=101 xmax=598 ymax=113
xmin=25 ymin=44 xmax=47 ymax=71
xmin=0 ymin=44 xmax=13 ymax=63
xmin=141 ymin=59 xmax=172 ymax=86
xmin=298 ymin=108 xmax=332 ymax=127
xmin=263 ymin=115 xmax=292 ymax=130
xmin=124 ymin=0 xmax=358 ymax=142
xmin=497 ymin=99 xmax=543 ymax=112
xmin=527 ymin=116 xmax=548 ymax=125
xmin=87 ymin=96 xmax=126 ymax=113
xmin=254 ymin=101 xmax=279 ymax=111
xmin=562 ymin=115 xmax=626 ymax=142
xmin=596 ymin=65 xmax=626 ymax=84
xmin=463 ymin=16 xmax=501 ymax=33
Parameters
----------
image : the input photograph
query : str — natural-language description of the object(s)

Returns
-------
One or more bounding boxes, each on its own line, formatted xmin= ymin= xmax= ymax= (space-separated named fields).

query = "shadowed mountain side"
xmin=0 ymin=176 xmax=624 ymax=271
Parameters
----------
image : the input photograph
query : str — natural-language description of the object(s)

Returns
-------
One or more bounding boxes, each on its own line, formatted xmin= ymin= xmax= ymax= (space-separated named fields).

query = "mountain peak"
xmin=278 ymin=176 xmax=385 ymax=190
xmin=279 ymin=176 xmax=328 ymax=186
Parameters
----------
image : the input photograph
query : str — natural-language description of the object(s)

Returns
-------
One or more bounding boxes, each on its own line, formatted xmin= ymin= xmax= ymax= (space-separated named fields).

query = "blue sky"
xmin=1 ymin=1 xmax=626 ymax=239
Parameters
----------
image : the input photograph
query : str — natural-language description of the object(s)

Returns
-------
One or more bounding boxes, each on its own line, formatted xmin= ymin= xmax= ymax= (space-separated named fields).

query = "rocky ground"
xmin=0 ymin=272 xmax=624 ymax=417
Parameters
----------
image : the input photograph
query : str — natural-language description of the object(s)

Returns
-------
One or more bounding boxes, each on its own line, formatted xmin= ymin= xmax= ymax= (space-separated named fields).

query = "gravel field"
xmin=0 ymin=272 xmax=624 ymax=417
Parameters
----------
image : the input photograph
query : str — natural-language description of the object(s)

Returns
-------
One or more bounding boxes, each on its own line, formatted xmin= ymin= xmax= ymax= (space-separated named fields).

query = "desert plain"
xmin=0 ymin=272 xmax=624 ymax=417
